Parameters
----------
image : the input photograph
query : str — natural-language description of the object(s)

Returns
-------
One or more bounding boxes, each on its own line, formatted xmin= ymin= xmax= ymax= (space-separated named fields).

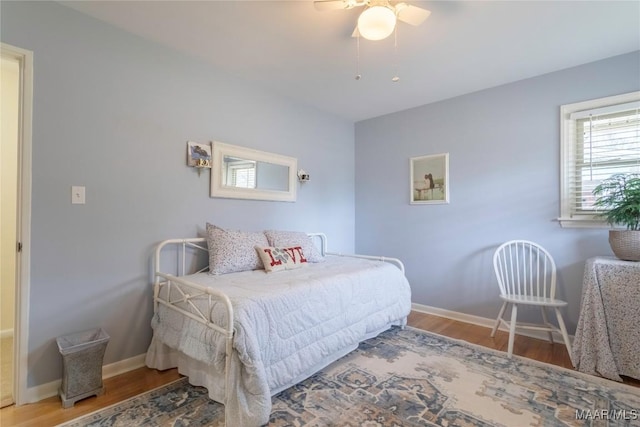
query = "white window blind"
xmin=227 ymin=161 xmax=256 ymax=188
xmin=560 ymin=92 xmax=640 ymax=228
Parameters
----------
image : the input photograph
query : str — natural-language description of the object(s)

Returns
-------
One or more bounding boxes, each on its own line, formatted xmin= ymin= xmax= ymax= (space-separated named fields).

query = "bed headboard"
xmin=154 ymin=233 xmax=328 ymax=280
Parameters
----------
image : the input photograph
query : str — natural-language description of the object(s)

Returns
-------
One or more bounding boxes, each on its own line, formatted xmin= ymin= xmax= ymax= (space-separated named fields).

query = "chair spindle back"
xmin=492 ymin=240 xmax=557 ymax=299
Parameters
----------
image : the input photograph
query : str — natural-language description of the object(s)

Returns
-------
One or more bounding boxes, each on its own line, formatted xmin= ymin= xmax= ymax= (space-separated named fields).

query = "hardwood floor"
xmin=0 ymin=366 xmax=182 ymax=427
xmin=1 ymin=337 xmax=14 ymax=408
xmin=1 ymin=311 xmax=637 ymax=426
xmin=407 ymin=311 xmax=576 ymax=369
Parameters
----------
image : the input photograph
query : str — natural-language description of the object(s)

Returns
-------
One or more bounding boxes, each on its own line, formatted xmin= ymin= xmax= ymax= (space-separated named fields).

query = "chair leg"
xmin=507 ymin=304 xmax=518 ymax=358
xmin=491 ymin=301 xmax=507 ymax=337
xmin=540 ymin=307 xmax=554 ymax=344
xmin=555 ymin=307 xmax=574 ymax=367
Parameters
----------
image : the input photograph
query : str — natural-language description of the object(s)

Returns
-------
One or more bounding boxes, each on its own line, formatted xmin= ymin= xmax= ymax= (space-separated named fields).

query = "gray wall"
xmin=1 ymin=1 xmax=355 ymax=388
xmin=355 ymin=51 xmax=640 ymax=333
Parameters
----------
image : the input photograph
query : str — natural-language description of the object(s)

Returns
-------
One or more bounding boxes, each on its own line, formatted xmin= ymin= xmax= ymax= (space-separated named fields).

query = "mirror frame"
xmin=210 ymin=141 xmax=297 ymax=202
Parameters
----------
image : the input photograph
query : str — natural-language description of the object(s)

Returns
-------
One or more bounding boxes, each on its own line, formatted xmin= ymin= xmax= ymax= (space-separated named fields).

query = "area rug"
xmin=60 ymin=327 xmax=640 ymax=426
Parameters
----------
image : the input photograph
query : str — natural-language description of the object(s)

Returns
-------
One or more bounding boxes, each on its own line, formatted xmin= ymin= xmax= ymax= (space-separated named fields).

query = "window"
xmin=559 ymin=92 xmax=640 ymax=228
xmin=225 ymin=159 xmax=256 ymax=188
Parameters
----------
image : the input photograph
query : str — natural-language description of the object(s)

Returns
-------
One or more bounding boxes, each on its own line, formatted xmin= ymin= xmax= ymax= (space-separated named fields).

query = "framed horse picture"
xmin=410 ymin=153 xmax=449 ymax=204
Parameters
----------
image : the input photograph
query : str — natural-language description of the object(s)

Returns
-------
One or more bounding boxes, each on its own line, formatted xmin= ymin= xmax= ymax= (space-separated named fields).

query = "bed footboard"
xmin=153 ymin=238 xmax=234 ymax=331
xmin=307 ymin=233 xmax=405 ymax=273
xmin=325 ymin=251 xmax=405 ymax=273
xmin=152 ymin=238 xmax=235 ymax=421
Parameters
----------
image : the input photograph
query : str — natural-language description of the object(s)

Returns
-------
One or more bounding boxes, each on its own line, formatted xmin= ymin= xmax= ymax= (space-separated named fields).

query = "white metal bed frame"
xmin=151 ymin=233 xmax=405 ymax=425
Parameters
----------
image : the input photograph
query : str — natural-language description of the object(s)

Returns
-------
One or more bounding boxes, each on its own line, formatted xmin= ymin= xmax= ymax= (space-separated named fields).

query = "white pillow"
xmin=264 ymin=230 xmax=324 ymax=263
xmin=206 ymin=224 xmax=269 ymax=275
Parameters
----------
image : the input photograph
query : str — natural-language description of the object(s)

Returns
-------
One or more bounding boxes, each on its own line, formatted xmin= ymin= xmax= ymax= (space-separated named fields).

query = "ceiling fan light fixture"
xmin=357 ymin=5 xmax=396 ymax=41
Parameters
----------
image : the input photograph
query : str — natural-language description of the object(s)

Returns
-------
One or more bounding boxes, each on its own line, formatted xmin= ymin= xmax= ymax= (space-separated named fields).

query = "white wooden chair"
xmin=491 ymin=240 xmax=574 ymax=366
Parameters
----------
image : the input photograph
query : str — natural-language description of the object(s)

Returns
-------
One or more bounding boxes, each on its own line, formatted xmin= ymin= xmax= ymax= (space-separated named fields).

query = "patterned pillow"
xmin=255 ymin=246 xmax=308 ymax=272
xmin=263 ymin=230 xmax=324 ymax=263
xmin=206 ymin=223 xmax=269 ymax=275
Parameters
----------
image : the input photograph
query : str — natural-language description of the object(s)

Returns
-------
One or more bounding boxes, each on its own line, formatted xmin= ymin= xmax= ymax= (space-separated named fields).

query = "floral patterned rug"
xmin=61 ymin=327 xmax=640 ymax=426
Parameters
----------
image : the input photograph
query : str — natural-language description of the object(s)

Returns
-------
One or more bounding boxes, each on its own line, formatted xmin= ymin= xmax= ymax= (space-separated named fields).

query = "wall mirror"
xmin=210 ymin=141 xmax=297 ymax=202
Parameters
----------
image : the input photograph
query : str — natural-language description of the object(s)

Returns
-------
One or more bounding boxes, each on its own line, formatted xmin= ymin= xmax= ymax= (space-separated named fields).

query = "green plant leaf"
xmin=592 ymin=173 xmax=640 ymax=230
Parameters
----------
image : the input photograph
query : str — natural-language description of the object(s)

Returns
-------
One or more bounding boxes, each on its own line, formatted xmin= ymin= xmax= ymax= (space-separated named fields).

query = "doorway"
xmin=1 ymin=43 xmax=33 ymax=407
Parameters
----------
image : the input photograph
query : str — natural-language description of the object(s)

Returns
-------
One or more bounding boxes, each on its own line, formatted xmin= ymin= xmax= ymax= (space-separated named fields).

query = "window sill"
xmin=557 ymin=217 xmax=610 ymax=229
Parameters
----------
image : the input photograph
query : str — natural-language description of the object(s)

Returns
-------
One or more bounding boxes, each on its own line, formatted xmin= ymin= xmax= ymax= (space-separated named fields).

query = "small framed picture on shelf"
xmin=187 ymin=141 xmax=212 ymax=168
xmin=410 ymin=152 xmax=449 ymax=204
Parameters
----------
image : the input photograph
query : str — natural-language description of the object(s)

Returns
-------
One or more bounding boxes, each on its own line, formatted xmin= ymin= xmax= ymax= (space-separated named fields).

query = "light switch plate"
xmin=71 ymin=186 xmax=85 ymax=204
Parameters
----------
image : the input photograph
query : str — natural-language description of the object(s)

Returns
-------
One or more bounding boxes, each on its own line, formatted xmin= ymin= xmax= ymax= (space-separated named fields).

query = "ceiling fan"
xmin=314 ymin=0 xmax=431 ymax=41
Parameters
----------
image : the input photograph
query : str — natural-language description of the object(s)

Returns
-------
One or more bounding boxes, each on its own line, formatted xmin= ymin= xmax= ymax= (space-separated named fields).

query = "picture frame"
xmin=187 ymin=141 xmax=212 ymax=168
xmin=410 ymin=152 xmax=449 ymax=204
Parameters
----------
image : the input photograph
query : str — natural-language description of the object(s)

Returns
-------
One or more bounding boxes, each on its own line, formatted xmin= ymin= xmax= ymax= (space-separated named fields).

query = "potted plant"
xmin=592 ymin=173 xmax=640 ymax=261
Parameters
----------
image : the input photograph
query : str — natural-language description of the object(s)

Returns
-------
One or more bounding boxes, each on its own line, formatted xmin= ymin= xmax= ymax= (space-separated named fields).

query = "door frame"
xmin=1 ymin=42 xmax=33 ymax=406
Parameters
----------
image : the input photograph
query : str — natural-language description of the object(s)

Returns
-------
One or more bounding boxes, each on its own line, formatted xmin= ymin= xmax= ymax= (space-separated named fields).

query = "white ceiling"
xmin=59 ymin=0 xmax=640 ymax=122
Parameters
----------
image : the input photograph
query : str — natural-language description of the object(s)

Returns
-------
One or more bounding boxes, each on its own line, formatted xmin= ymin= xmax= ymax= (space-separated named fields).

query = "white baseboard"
xmin=0 ymin=329 xmax=14 ymax=339
xmin=411 ymin=303 xmax=572 ymax=344
xmin=25 ymin=353 xmax=146 ymax=404
xmin=102 ymin=353 xmax=146 ymax=379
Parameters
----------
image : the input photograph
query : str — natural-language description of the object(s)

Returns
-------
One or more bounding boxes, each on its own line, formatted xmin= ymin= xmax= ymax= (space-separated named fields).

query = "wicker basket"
xmin=609 ymin=230 xmax=640 ymax=261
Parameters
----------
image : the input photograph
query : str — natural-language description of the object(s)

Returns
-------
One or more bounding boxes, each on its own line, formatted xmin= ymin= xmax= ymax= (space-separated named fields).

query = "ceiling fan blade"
xmin=395 ymin=3 xmax=431 ymax=26
xmin=314 ymin=0 xmax=351 ymax=11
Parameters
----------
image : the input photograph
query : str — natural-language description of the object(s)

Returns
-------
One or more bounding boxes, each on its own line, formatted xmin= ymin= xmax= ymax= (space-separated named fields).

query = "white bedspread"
xmin=145 ymin=255 xmax=411 ymax=426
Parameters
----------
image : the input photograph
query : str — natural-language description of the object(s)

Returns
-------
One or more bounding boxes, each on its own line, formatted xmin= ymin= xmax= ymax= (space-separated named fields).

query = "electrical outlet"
xmin=71 ymin=186 xmax=85 ymax=204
